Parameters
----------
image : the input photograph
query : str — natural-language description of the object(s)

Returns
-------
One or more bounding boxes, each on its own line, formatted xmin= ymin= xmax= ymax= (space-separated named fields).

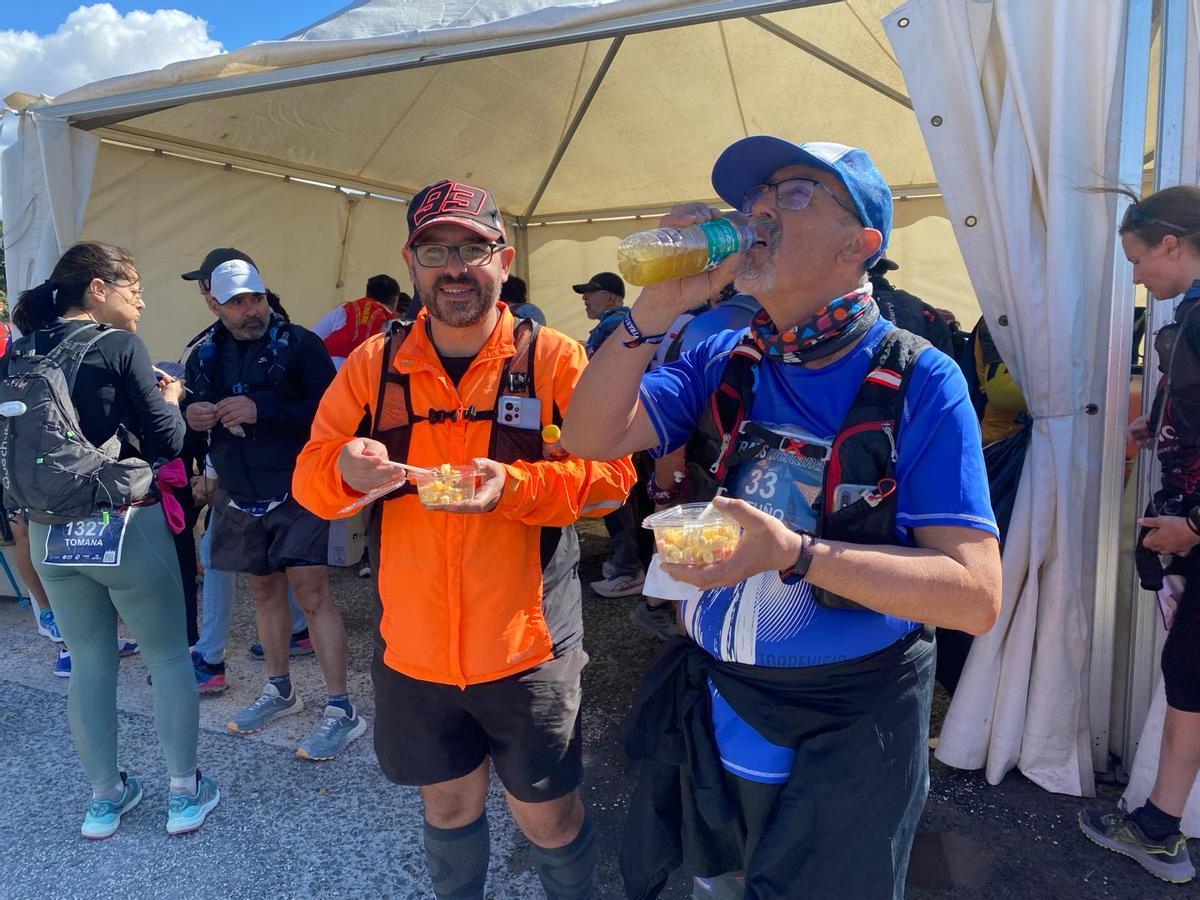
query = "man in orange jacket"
xmin=293 ymin=179 xmax=635 ymax=900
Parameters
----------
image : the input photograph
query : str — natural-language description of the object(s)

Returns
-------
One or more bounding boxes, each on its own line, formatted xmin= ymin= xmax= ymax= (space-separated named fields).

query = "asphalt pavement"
xmin=2 ymin=519 xmax=1198 ymax=899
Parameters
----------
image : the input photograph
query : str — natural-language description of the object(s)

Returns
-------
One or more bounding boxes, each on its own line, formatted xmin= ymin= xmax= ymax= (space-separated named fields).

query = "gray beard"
xmin=734 ymin=247 xmax=776 ymax=293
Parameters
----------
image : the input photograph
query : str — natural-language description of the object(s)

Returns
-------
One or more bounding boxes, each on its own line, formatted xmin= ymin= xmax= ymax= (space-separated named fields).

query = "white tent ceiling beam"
xmin=32 ymin=0 xmax=835 ymax=130
xmin=521 ymin=36 xmax=625 ymax=221
xmin=1089 ymin=0 xmax=1154 ymax=776
xmin=746 ymin=15 xmax=913 ymax=109
xmin=1121 ymin=0 xmax=1194 ymax=769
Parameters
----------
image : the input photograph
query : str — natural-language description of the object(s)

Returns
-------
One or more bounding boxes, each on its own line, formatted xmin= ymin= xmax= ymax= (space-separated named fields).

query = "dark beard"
xmin=426 ymin=274 xmax=495 ymax=328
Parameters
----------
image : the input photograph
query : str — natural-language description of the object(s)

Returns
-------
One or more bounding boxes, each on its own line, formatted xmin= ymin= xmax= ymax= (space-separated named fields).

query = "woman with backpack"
xmin=8 ymin=241 xmax=218 ymax=839
xmin=1078 ymin=185 xmax=1200 ymax=884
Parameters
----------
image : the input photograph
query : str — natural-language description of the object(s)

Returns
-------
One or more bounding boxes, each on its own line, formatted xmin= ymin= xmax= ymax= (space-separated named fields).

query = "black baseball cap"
xmin=572 ymin=272 xmax=625 ymax=299
xmin=406 ymin=180 xmax=507 ymax=248
xmin=869 ymin=257 xmax=900 ymax=275
xmin=181 ymin=247 xmax=257 ymax=281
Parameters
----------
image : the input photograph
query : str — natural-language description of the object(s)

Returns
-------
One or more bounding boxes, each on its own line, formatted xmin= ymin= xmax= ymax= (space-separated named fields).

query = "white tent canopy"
xmin=3 ymin=0 xmax=973 ymax=354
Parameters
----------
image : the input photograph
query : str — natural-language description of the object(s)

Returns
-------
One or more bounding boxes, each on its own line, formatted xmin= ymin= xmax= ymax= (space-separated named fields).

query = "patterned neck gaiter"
xmin=750 ymin=285 xmax=879 ymax=364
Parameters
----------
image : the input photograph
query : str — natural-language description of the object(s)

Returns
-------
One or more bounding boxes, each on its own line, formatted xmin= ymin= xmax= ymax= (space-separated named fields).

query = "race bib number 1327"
xmin=44 ymin=510 xmax=128 ymax=567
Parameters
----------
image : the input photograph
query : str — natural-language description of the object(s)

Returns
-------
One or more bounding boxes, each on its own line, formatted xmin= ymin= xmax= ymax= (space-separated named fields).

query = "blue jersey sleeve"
xmin=893 ymin=348 xmax=999 ymax=538
xmin=638 ymin=332 xmax=740 ymax=456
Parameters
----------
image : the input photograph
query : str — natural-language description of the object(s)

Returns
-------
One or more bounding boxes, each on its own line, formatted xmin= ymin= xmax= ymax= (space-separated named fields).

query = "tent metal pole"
xmin=334 ymin=192 xmax=359 ymax=293
xmin=746 ymin=15 xmax=912 ymax=110
xmin=522 ymin=37 xmax=624 ymax=221
xmin=1119 ymin=0 xmax=1191 ymax=773
xmin=1092 ymin=0 xmax=1153 ymax=776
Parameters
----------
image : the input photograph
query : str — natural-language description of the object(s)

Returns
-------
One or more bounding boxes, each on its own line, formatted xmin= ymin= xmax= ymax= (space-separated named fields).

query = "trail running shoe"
xmin=590 ymin=570 xmax=646 ymax=599
xmin=226 ymin=682 xmax=303 ymax=734
xmin=38 ymin=609 xmax=63 ymax=642
xmin=1079 ymin=804 xmax=1196 ymax=884
xmin=54 ymin=648 xmax=71 ymax=678
xmin=81 ymin=772 xmax=142 ymax=840
xmin=117 ymin=639 xmax=139 ymax=657
xmin=629 ymin=600 xmax=680 ymax=641
xmin=295 ymin=706 xmax=368 ymax=761
xmin=192 ymin=652 xmax=227 ymax=695
xmin=248 ymin=633 xmax=314 ymax=660
xmin=166 ymin=771 xmax=220 ymax=835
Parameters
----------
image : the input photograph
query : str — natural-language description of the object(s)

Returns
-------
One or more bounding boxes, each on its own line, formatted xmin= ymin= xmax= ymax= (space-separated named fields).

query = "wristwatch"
xmin=780 ymin=530 xmax=815 ymax=584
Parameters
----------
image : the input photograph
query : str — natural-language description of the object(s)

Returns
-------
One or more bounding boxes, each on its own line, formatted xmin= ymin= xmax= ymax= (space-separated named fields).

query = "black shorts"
xmin=372 ymin=646 xmax=587 ymax=803
xmin=210 ymin=492 xmax=329 ymax=576
xmin=1163 ymin=577 xmax=1200 ymax=712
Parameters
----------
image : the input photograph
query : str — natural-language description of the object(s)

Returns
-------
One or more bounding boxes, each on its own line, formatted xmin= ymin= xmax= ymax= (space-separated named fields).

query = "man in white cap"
xmin=183 ymin=259 xmax=366 ymax=760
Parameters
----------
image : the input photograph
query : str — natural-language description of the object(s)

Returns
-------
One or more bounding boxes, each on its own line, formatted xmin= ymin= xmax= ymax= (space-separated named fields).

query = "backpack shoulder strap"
xmin=501 ymin=317 xmax=539 ymax=398
xmin=701 ymin=332 xmax=763 ymax=483
xmin=372 ymin=319 xmax=417 ymax=438
xmin=45 ymin=324 xmax=121 ymax=393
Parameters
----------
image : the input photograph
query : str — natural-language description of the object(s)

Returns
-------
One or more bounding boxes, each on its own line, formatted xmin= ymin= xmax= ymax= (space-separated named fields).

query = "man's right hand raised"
xmin=338 ymin=438 xmax=399 ymax=494
xmin=629 ymin=203 xmax=744 ymax=332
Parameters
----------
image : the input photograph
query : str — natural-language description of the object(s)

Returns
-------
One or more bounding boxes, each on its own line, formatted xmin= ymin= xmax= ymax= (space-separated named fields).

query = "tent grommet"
xmin=931 ymin=115 xmax=943 ymax=127
xmin=964 ymin=215 xmax=978 ymax=227
xmin=998 ymin=314 xmax=1009 ymax=326
xmin=1085 ymin=403 xmax=1100 ymax=415
xmin=898 ymin=17 xmax=910 ymax=28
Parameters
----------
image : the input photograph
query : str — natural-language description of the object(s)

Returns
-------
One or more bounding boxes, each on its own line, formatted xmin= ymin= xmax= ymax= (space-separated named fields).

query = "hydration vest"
xmin=188 ymin=313 xmax=299 ymax=405
xmin=370 ymin=316 xmax=544 ymax=497
xmin=688 ymin=326 xmax=929 ymax=611
xmin=323 ymin=297 xmax=397 ymax=360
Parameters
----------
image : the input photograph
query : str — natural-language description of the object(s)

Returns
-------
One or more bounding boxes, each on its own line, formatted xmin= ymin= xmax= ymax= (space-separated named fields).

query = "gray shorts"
xmin=210 ymin=492 xmax=329 ymax=576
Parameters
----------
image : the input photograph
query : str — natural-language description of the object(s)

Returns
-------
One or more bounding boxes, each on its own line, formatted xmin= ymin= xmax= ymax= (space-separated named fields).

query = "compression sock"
xmin=268 ymin=674 xmax=293 ymax=698
xmin=1131 ymin=799 xmax=1183 ymax=841
xmin=170 ymin=770 xmax=199 ymax=796
xmin=529 ymin=814 xmax=595 ymax=900
xmin=326 ymin=693 xmax=354 ymax=717
xmin=423 ymin=814 xmax=490 ymax=899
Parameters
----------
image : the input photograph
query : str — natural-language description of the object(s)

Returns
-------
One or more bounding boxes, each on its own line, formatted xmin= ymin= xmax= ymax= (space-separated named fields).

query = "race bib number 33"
xmin=727 ymin=424 xmax=830 ymax=532
xmin=44 ymin=510 xmax=128 ymax=567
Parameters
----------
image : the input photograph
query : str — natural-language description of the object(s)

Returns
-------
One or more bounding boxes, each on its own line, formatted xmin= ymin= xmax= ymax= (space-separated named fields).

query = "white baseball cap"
xmin=209 ymin=259 xmax=266 ymax=304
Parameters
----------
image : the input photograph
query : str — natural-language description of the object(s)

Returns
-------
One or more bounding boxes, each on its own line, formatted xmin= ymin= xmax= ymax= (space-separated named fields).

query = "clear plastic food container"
xmin=642 ymin=502 xmax=741 ymax=566
xmin=412 ymin=463 xmax=481 ymax=509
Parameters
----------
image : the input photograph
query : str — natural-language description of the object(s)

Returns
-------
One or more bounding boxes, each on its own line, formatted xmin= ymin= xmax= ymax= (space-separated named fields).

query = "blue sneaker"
xmin=118 ymin=639 xmax=139 ymax=657
xmin=166 ymin=771 xmax=220 ymax=835
xmin=227 ymin=682 xmax=304 ymax=734
xmin=38 ymin=609 xmax=63 ymax=642
xmin=81 ymin=772 xmax=142 ymax=839
xmin=54 ymin=648 xmax=71 ymax=678
xmin=295 ymin=705 xmax=368 ymax=761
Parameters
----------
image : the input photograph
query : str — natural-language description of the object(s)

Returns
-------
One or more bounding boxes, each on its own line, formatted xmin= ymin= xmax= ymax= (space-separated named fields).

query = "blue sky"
xmin=4 ymin=2 xmax=348 ymax=51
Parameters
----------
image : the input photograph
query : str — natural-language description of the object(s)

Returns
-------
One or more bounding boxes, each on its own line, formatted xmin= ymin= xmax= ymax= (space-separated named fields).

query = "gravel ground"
xmin=2 ymin=519 xmax=1198 ymax=898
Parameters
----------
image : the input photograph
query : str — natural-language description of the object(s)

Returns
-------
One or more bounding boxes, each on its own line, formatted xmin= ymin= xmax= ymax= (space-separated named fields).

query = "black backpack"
xmin=0 ymin=324 xmax=154 ymax=524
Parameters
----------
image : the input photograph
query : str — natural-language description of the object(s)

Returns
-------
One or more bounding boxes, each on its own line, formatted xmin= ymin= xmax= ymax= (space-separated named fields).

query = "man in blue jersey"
xmin=563 ymin=137 xmax=1001 ymax=899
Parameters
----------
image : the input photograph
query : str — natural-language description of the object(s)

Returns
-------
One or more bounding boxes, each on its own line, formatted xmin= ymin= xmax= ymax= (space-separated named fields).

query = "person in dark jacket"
xmin=182 ymin=259 xmax=365 ymax=761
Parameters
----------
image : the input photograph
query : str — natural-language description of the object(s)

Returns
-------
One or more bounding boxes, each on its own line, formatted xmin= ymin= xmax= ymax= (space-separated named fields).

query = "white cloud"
xmin=0 ymin=4 xmax=223 ymax=103
xmin=0 ymin=5 xmax=223 ymax=222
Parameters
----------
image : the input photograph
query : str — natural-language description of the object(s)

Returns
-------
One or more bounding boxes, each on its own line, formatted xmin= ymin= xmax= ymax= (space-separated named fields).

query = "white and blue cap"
xmin=711 ymin=136 xmax=892 ymax=266
xmin=209 ymin=259 xmax=267 ymax=305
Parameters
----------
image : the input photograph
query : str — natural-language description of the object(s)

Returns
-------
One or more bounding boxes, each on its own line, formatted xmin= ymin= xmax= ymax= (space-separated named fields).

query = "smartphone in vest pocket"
xmin=497 ymin=396 xmax=542 ymax=431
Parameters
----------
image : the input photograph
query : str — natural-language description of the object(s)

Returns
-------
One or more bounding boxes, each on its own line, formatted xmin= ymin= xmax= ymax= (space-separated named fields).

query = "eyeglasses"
xmin=412 ymin=242 xmax=502 ymax=268
xmin=742 ymin=177 xmax=861 ymax=223
xmin=106 ymin=280 xmax=144 ymax=302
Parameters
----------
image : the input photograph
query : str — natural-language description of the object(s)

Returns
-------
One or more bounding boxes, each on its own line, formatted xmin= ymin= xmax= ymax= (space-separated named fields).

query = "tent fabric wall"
xmin=1 ymin=114 xmax=100 ymax=298
xmin=886 ymin=0 xmax=1131 ymax=797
